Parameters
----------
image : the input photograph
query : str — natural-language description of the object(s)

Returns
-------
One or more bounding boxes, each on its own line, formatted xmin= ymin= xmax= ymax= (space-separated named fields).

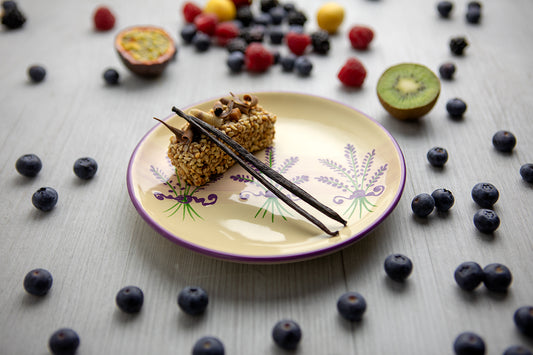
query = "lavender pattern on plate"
xmin=316 ymin=144 xmax=388 ymax=219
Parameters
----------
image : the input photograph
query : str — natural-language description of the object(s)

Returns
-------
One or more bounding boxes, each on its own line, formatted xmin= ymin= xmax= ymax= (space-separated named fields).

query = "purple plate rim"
xmin=126 ymin=91 xmax=406 ymax=263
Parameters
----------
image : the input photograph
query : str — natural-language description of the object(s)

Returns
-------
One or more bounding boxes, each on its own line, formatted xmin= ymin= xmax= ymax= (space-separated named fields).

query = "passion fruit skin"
xmin=115 ymin=26 xmax=176 ymax=77
xmin=377 ymin=63 xmax=441 ymax=120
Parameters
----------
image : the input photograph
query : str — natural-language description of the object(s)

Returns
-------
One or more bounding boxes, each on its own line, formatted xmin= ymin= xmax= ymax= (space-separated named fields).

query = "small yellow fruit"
xmin=204 ymin=0 xmax=236 ymax=22
xmin=316 ymin=2 xmax=345 ymax=34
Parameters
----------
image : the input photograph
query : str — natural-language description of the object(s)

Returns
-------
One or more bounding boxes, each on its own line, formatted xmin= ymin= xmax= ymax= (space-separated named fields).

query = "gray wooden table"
xmin=1 ymin=0 xmax=532 ymax=354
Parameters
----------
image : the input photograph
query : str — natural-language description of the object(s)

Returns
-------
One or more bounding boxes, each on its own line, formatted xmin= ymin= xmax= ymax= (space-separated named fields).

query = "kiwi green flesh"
xmin=377 ymin=63 xmax=441 ymax=119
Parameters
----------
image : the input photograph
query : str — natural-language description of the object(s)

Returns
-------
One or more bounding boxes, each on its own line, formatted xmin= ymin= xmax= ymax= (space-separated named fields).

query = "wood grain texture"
xmin=1 ymin=0 xmax=532 ymax=354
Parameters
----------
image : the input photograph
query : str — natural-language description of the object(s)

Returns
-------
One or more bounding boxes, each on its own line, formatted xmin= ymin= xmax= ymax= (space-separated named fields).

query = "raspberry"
xmin=337 ymin=57 xmax=367 ymax=87
xmin=348 ymin=25 xmax=374 ymax=50
xmin=194 ymin=13 xmax=218 ymax=36
xmin=93 ymin=6 xmax=116 ymax=31
xmin=183 ymin=2 xmax=203 ymax=23
xmin=285 ymin=31 xmax=311 ymax=56
xmin=215 ymin=21 xmax=240 ymax=46
xmin=245 ymin=43 xmax=274 ymax=72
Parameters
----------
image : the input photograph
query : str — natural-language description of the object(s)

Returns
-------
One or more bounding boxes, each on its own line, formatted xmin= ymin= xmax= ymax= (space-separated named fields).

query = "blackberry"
xmin=23 ymin=268 xmax=53 ymax=296
xmin=15 ymin=153 xmax=42 ymax=177
xmin=473 ymin=209 xmax=500 ymax=234
xmin=49 ymin=328 xmax=80 ymax=355
xmin=453 ymin=332 xmax=486 ymax=355
xmin=454 ymin=262 xmax=484 ymax=291
xmin=28 ymin=65 xmax=46 ymax=83
xmin=437 ymin=1 xmax=453 ymax=18
xmin=103 ymin=68 xmax=119 ymax=85
xmin=282 ymin=3 xmax=296 ymax=13
xmin=115 ymin=286 xmax=144 ymax=313
xmin=427 ymin=147 xmax=449 ymax=167
xmin=471 ymin=182 xmax=499 ymax=208
xmin=337 ymin=292 xmax=367 ymax=321
xmin=439 ymin=62 xmax=456 ymax=80
xmin=384 ymin=253 xmax=413 ymax=281
xmin=446 ymin=98 xmax=467 ymax=118
xmin=73 ymin=157 xmax=98 ymax=179
xmin=192 ymin=336 xmax=225 ymax=355
xmin=32 ymin=187 xmax=58 ymax=212
xmin=520 ymin=163 xmax=533 ymax=183
xmin=241 ymin=25 xmax=265 ymax=43
xmin=226 ymin=37 xmax=248 ymax=53
xmin=178 ymin=286 xmax=208 ymax=315
xmin=1 ymin=4 xmax=25 ymax=29
xmin=450 ymin=36 xmax=469 ymax=55
xmin=236 ymin=6 xmax=254 ymax=27
xmin=260 ymin=0 xmax=279 ymax=13
xmin=492 ymin=130 xmax=516 ymax=152
xmin=310 ymin=30 xmax=330 ymax=54
xmin=513 ymin=306 xmax=533 ymax=337
xmin=411 ymin=193 xmax=435 ymax=217
xmin=287 ymin=10 xmax=307 ymax=26
xmin=272 ymin=319 xmax=301 ymax=350
xmin=483 ymin=263 xmax=512 ymax=292
xmin=431 ymin=188 xmax=454 ymax=211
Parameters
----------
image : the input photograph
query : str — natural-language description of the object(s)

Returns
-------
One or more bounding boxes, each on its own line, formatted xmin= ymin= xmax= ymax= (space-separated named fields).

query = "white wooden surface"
xmin=1 ymin=0 xmax=532 ymax=354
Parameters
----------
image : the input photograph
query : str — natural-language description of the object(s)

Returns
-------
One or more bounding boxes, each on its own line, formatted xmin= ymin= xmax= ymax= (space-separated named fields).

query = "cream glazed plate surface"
xmin=127 ymin=92 xmax=406 ymax=263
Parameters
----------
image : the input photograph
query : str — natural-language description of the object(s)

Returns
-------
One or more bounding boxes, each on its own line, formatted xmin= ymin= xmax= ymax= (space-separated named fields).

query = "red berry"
xmin=215 ymin=22 xmax=240 ymax=46
xmin=348 ymin=25 xmax=374 ymax=50
xmin=194 ymin=13 xmax=219 ymax=36
xmin=245 ymin=43 xmax=274 ymax=72
xmin=286 ymin=32 xmax=312 ymax=56
xmin=337 ymin=57 xmax=367 ymax=87
xmin=231 ymin=0 xmax=252 ymax=7
xmin=183 ymin=2 xmax=203 ymax=23
xmin=93 ymin=6 xmax=116 ymax=31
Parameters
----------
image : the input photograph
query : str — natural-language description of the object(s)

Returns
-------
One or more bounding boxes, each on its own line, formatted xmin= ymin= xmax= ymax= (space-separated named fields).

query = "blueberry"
xmin=467 ymin=1 xmax=482 ymax=10
xmin=431 ymin=188 xmax=455 ymax=211
xmin=2 ymin=1 xmax=17 ymax=11
xmin=411 ymin=193 xmax=435 ymax=217
xmin=272 ymin=319 xmax=302 ymax=350
xmin=483 ymin=263 xmax=512 ymax=292
xmin=337 ymin=292 xmax=367 ymax=321
xmin=48 ymin=328 xmax=80 ymax=355
xmin=453 ymin=332 xmax=486 ymax=355
xmin=192 ymin=32 xmax=211 ymax=52
xmin=254 ymin=12 xmax=272 ymax=26
xmin=15 ymin=153 xmax=42 ymax=177
xmin=427 ymin=146 xmax=449 ymax=167
xmin=437 ymin=1 xmax=453 ymax=17
xmin=116 ymin=286 xmax=144 ymax=313
xmin=473 ymin=209 xmax=500 ymax=234
xmin=504 ymin=345 xmax=533 ymax=355
xmin=32 ymin=187 xmax=58 ymax=211
xmin=268 ymin=26 xmax=284 ymax=44
xmin=454 ymin=262 xmax=484 ymax=291
xmin=269 ymin=6 xmax=286 ymax=25
xmin=73 ymin=157 xmax=98 ymax=179
xmin=23 ymin=268 xmax=53 ymax=296
xmin=492 ymin=130 xmax=516 ymax=152
xmin=449 ymin=36 xmax=469 ymax=56
xmin=514 ymin=306 xmax=533 ymax=337
xmin=446 ymin=98 xmax=467 ymax=117
xmin=520 ymin=163 xmax=533 ymax=183
xmin=226 ymin=51 xmax=245 ymax=72
xmin=384 ymin=253 xmax=413 ymax=281
xmin=294 ymin=56 xmax=313 ymax=76
xmin=279 ymin=55 xmax=296 ymax=72
xmin=466 ymin=7 xmax=481 ymax=24
xmin=192 ymin=336 xmax=225 ymax=355
xmin=103 ymin=68 xmax=119 ymax=85
xmin=310 ymin=30 xmax=330 ymax=54
xmin=471 ymin=182 xmax=499 ymax=208
xmin=28 ymin=65 xmax=46 ymax=83
xmin=439 ymin=62 xmax=456 ymax=80
xmin=178 ymin=286 xmax=208 ymax=315
xmin=181 ymin=23 xmax=197 ymax=44
xmin=226 ymin=37 xmax=247 ymax=53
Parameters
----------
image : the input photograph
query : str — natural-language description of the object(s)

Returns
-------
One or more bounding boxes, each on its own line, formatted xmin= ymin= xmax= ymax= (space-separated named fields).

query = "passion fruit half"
xmin=376 ymin=63 xmax=441 ymax=120
xmin=115 ymin=26 xmax=176 ymax=77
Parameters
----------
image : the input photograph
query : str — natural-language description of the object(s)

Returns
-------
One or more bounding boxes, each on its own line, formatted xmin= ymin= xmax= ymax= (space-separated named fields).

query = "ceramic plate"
xmin=127 ymin=92 xmax=406 ymax=263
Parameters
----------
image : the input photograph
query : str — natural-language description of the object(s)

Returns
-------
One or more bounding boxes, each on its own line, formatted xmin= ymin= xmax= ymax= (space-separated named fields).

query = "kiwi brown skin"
xmin=377 ymin=63 xmax=441 ymax=120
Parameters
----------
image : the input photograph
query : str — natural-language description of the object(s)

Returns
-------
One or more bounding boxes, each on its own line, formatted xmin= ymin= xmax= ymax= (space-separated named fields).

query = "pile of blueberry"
xmin=437 ymin=1 xmax=482 ymax=24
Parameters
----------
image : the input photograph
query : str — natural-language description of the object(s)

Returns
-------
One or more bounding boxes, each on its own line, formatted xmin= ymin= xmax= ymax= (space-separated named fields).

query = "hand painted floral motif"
xmin=316 ymin=144 xmax=387 ymax=219
xmin=230 ymin=146 xmax=308 ymax=222
xmin=150 ymin=159 xmax=218 ymax=220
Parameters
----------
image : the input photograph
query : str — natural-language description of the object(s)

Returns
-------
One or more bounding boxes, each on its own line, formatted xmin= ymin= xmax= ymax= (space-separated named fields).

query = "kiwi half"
xmin=377 ymin=63 xmax=441 ymax=120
